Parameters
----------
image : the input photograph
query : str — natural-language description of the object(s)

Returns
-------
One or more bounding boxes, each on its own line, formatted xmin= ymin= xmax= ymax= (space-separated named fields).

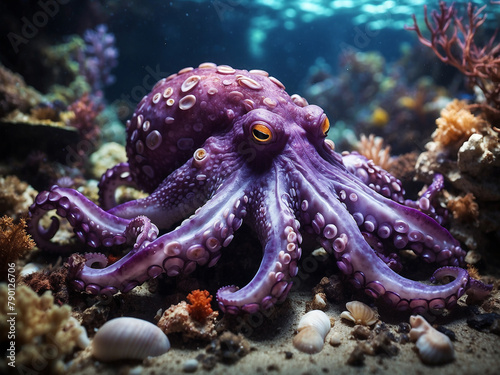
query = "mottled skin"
xmin=29 ymin=63 xmax=490 ymax=315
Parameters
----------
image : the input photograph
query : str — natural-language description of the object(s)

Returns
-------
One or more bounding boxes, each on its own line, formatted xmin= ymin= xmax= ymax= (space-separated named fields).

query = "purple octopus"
xmin=29 ymin=63 xmax=490 ymax=315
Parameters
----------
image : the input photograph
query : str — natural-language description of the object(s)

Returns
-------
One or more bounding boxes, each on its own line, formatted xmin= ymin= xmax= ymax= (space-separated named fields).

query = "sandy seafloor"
xmin=65 ymin=274 xmax=500 ymax=375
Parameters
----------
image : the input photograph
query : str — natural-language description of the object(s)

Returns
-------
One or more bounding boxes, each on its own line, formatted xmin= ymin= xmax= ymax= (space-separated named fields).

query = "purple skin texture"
xmin=29 ymin=63 xmax=491 ymax=315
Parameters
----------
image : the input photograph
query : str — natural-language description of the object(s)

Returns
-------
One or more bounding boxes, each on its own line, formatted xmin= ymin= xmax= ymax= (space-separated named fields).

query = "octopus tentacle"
xmin=404 ymin=174 xmax=448 ymax=224
xmin=334 ymin=181 xmax=464 ymax=267
xmin=28 ymin=185 xmax=140 ymax=252
xmin=69 ymin=180 xmax=249 ymax=296
xmin=298 ymin=174 xmax=484 ymax=314
xmin=106 ymin=138 xmax=240 ymax=229
xmin=216 ymin=168 xmax=300 ymax=314
xmin=98 ymin=163 xmax=138 ymax=210
xmin=342 ymin=153 xmax=405 ymax=203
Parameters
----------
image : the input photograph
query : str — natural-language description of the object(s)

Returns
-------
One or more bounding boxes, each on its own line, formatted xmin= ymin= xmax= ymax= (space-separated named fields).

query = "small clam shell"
xmin=293 ymin=310 xmax=331 ymax=354
xmin=410 ymin=315 xmax=455 ymax=365
xmin=340 ymin=301 xmax=378 ymax=326
xmin=92 ymin=317 xmax=170 ymax=361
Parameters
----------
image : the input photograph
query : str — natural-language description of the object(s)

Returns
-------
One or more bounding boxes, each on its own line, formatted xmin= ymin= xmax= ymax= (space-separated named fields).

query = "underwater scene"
xmin=1 ymin=0 xmax=500 ymax=374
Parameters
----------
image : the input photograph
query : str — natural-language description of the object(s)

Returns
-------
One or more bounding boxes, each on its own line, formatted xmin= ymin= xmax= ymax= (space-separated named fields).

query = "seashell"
xmin=92 ymin=317 xmax=170 ymax=361
xmin=20 ymin=262 xmax=44 ymax=276
xmin=409 ymin=315 xmax=455 ymax=365
xmin=293 ymin=310 xmax=331 ymax=354
xmin=340 ymin=301 xmax=378 ymax=326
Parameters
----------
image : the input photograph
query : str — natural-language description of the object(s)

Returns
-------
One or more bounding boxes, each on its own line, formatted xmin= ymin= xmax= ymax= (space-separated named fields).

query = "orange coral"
xmin=186 ymin=289 xmax=213 ymax=322
xmin=0 ymin=216 xmax=35 ymax=281
xmin=433 ymin=99 xmax=485 ymax=147
xmin=446 ymin=192 xmax=479 ymax=223
xmin=357 ymin=133 xmax=393 ymax=170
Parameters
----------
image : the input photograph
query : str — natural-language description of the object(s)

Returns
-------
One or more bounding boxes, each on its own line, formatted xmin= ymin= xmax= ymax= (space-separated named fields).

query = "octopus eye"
xmin=321 ymin=116 xmax=330 ymax=136
xmin=251 ymin=123 xmax=272 ymax=143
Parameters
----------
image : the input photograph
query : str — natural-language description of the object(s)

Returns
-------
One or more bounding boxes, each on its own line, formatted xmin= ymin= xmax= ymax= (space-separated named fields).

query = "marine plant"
xmin=76 ymin=24 xmax=119 ymax=95
xmin=0 ymin=215 xmax=35 ymax=282
xmin=406 ymin=1 xmax=500 ymax=121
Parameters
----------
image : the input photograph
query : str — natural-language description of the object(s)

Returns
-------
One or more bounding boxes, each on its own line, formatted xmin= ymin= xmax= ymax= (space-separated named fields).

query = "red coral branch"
xmin=186 ymin=289 xmax=214 ymax=322
xmin=406 ymin=1 xmax=500 ymax=120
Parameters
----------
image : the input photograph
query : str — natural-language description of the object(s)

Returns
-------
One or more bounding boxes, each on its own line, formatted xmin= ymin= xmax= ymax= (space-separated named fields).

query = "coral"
xmin=446 ymin=192 xmax=479 ymax=223
xmin=357 ymin=134 xmax=393 ymax=170
xmin=0 ymin=216 xmax=35 ymax=282
xmin=66 ymin=93 xmax=103 ymax=143
xmin=0 ymin=284 xmax=88 ymax=374
xmin=433 ymin=99 xmax=486 ymax=150
xmin=76 ymin=24 xmax=119 ymax=95
xmin=406 ymin=1 xmax=500 ymax=122
xmin=0 ymin=175 xmax=38 ymax=219
xmin=157 ymin=300 xmax=219 ymax=341
xmin=89 ymin=142 xmax=127 ymax=179
xmin=0 ymin=63 xmax=43 ymax=118
xmin=21 ymin=266 xmax=70 ymax=306
xmin=186 ymin=289 xmax=214 ymax=323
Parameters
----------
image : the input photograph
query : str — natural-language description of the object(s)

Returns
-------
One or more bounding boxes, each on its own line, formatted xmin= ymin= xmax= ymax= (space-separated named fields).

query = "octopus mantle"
xmin=29 ymin=63 xmax=491 ymax=315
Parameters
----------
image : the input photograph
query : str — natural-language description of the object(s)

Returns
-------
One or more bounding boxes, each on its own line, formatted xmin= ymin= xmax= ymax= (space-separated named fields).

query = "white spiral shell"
xmin=293 ymin=310 xmax=332 ymax=354
xmin=91 ymin=317 xmax=171 ymax=361
xmin=410 ymin=315 xmax=455 ymax=365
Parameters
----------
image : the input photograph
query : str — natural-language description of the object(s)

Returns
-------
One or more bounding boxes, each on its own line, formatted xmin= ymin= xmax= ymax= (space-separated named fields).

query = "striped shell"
xmin=340 ymin=301 xmax=378 ymax=326
xmin=410 ymin=315 xmax=455 ymax=365
xmin=293 ymin=310 xmax=332 ymax=354
xmin=92 ymin=317 xmax=171 ymax=361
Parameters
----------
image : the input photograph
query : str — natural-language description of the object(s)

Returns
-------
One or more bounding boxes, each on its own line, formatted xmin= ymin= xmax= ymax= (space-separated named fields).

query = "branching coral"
xmin=356 ymin=134 xmax=393 ymax=170
xmin=433 ymin=99 xmax=487 ymax=150
xmin=406 ymin=1 xmax=500 ymax=121
xmin=187 ymin=289 xmax=214 ymax=323
xmin=446 ymin=192 xmax=479 ymax=224
xmin=76 ymin=24 xmax=119 ymax=95
xmin=0 ymin=216 xmax=35 ymax=282
xmin=0 ymin=284 xmax=88 ymax=374
xmin=67 ymin=93 xmax=103 ymax=142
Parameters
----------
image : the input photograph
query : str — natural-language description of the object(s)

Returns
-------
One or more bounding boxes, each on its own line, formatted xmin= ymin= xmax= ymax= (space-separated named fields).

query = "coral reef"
xmin=0 ymin=63 xmax=43 ymax=118
xmin=0 ymin=175 xmax=38 ymax=219
xmin=416 ymin=102 xmax=500 ymax=258
xmin=0 ymin=216 xmax=35 ymax=282
xmin=0 ymin=284 xmax=88 ymax=374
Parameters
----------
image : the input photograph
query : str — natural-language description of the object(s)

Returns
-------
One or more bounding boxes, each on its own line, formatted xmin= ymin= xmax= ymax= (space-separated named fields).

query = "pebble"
xmin=183 ymin=358 xmax=199 ymax=372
